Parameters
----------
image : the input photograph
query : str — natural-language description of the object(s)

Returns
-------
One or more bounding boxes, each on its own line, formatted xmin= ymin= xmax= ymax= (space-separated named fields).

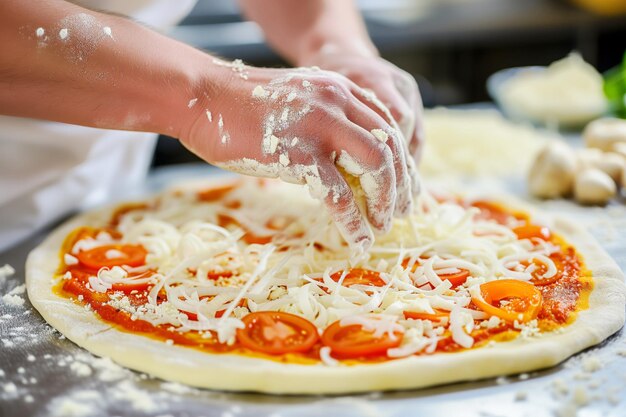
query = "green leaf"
xmin=603 ymin=52 xmax=626 ymax=118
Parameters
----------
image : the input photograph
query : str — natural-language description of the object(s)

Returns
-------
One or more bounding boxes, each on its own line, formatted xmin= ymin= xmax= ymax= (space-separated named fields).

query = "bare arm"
xmin=239 ymin=0 xmax=425 ymax=160
xmin=0 ymin=0 xmax=221 ymax=137
xmin=237 ymin=0 xmax=377 ymax=65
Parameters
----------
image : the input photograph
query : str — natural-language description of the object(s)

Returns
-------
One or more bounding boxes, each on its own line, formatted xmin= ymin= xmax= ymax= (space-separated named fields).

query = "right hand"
xmin=180 ymin=63 xmax=419 ymax=250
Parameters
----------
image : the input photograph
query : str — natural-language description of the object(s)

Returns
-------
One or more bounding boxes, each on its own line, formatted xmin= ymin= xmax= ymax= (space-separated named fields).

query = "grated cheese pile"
xmin=419 ymin=108 xmax=551 ymax=178
xmin=64 ymin=179 xmax=560 ymax=361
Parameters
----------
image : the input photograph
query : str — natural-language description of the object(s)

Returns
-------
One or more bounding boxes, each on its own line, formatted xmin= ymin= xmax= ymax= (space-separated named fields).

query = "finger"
xmin=392 ymin=74 xmax=424 ymax=163
xmin=408 ymin=90 xmax=425 ymax=163
xmin=346 ymin=101 xmax=412 ymax=217
xmin=330 ymin=120 xmax=397 ymax=233
xmin=349 ymin=83 xmax=397 ymax=131
xmin=351 ymin=84 xmax=420 ymax=200
xmin=314 ymin=161 xmax=374 ymax=251
xmin=366 ymin=81 xmax=416 ymax=144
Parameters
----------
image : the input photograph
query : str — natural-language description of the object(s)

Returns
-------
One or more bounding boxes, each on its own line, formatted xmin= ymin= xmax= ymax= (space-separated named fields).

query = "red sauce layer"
xmin=54 ymin=191 xmax=592 ymax=364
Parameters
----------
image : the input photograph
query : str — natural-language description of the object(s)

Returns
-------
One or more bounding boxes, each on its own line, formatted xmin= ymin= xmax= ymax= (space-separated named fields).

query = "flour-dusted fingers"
xmin=349 ymin=84 xmax=420 ymax=197
xmin=179 ymin=64 xmax=408 ymax=242
xmin=329 ymin=119 xmax=397 ymax=233
xmin=346 ymin=102 xmax=412 ymax=217
xmin=314 ymin=160 xmax=374 ymax=250
xmin=394 ymin=73 xmax=425 ymax=162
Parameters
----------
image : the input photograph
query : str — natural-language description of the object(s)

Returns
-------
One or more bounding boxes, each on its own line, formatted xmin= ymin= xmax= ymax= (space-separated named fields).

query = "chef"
xmin=0 ymin=0 xmax=423 ymax=251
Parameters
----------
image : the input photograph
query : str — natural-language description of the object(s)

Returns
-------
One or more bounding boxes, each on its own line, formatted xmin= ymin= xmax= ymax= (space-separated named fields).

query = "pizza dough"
xmin=26 ymin=179 xmax=626 ymax=394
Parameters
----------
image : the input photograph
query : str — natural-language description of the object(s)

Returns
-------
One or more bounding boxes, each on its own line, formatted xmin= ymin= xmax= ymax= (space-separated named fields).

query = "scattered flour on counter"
xmin=160 ymin=381 xmax=194 ymax=395
xmin=580 ymin=355 xmax=603 ymax=373
xmin=49 ymin=390 xmax=100 ymax=417
xmin=2 ymin=294 xmax=25 ymax=307
xmin=0 ymin=264 xmax=15 ymax=283
xmin=111 ymin=380 xmax=158 ymax=412
xmin=514 ymin=390 xmax=528 ymax=401
xmin=3 ymin=382 xmax=17 ymax=394
xmin=69 ymin=361 xmax=92 ymax=377
xmin=9 ymin=284 xmax=25 ymax=295
xmin=495 ymin=376 xmax=509 ymax=386
xmin=86 ymin=356 xmax=127 ymax=382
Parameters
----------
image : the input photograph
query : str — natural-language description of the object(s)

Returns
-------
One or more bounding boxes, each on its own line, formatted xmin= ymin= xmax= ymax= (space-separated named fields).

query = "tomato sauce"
xmin=54 ymin=193 xmax=591 ymax=364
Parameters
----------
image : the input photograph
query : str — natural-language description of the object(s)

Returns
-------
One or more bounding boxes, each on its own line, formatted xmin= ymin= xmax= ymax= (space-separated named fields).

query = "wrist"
xmin=145 ymin=53 xmax=234 ymax=140
xmin=171 ymin=56 xmax=238 ymax=144
xmin=296 ymin=25 xmax=379 ymax=66
xmin=297 ymin=36 xmax=379 ymax=68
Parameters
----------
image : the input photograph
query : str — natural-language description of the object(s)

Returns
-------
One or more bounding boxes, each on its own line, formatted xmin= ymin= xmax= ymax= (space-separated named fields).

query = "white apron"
xmin=0 ymin=0 xmax=197 ymax=251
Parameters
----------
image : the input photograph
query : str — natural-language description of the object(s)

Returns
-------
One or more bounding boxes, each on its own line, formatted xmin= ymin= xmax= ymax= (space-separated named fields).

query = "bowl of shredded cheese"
xmin=488 ymin=53 xmax=608 ymax=129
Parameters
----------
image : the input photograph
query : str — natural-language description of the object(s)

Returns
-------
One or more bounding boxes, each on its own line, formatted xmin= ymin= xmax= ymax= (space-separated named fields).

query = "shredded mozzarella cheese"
xmin=63 ymin=179 xmax=562 ymax=362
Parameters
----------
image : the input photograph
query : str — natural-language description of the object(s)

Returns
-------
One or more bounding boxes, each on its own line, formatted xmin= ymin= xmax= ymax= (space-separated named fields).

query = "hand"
xmin=300 ymin=50 xmax=424 ymax=162
xmin=180 ymin=63 xmax=418 ymax=250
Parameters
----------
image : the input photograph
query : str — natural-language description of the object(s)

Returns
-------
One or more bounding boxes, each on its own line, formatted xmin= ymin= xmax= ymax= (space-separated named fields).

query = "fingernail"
xmin=396 ymin=197 xmax=413 ymax=217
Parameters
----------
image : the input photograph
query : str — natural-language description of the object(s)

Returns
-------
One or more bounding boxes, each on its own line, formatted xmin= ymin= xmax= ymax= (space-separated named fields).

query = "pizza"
xmin=26 ymin=177 xmax=625 ymax=394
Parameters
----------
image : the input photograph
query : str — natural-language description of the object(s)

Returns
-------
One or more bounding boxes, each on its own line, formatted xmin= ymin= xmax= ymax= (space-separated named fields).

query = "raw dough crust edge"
xmin=26 ymin=190 xmax=626 ymax=394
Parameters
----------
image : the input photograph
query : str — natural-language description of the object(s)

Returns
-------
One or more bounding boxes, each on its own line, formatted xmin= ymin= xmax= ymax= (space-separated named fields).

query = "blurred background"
xmin=152 ymin=0 xmax=626 ymax=166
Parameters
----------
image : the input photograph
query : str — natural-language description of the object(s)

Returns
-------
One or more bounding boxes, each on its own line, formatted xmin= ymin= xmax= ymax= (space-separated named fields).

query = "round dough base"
xmin=26 ymin=192 xmax=626 ymax=394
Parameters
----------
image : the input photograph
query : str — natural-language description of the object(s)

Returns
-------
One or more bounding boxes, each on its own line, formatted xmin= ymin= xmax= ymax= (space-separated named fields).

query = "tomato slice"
xmin=236 ymin=311 xmax=319 ymax=355
xmin=439 ymin=269 xmax=470 ymax=288
xmin=109 ymin=203 xmax=149 ymax=227
xmin=513 ymin=224 xmax=551 ymax=241
xmin=401 ymin=258 xmax=419 ymax=272
xmin=206 ymin=270 xmax=234 ymax=280
xmin=321 ymin=320 xmax=403 ymax=358
xmin=521 ymin=258 xmax=562 ymax=286
xmin=242 ymin=234 xmax=273 ymax=245
xmin=471 ymin=201 xmax=526 ymax=225
xmin=183 ymin=310 xmax=226 ymax=321
xmin=330 ymin=268 xmax=386 ymax=287
xmin=182 ymin=298 xmax=247 ymax=321
xmin=197 ymin=183 xmax=239 ymax=202
xmin=218 ymin=214 xmax=274 ymax=245
xmin=472 ymin=279 xmax=543 ymax=323
xmin=403 ymin=310 xmax=449 ymax=321
xmin=402 ymin=258 xmax=470 ymax=288
xmin=76 ymin=244 xmax=147 ymax=270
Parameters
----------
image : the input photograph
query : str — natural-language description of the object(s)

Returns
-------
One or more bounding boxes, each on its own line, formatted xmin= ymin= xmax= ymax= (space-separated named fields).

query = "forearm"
xmin=0 ymin=0 xmax=227 ymax=137
xmin=238 ymin=0 xmax=377 ymax=66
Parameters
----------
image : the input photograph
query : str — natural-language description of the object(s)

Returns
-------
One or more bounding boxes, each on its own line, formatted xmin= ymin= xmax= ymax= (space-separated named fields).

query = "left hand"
xmin=300 ymin=50 xmax=424 ymax=163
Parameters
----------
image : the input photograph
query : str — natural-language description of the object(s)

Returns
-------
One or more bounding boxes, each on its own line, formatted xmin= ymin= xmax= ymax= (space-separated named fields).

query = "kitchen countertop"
xmin=1 ymin=159 xmax=626 ymax=417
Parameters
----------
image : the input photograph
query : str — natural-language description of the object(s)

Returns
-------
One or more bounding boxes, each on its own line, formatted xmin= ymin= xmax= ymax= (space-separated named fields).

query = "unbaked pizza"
xmin=26 ymin=177 xmax=625 ymax=393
